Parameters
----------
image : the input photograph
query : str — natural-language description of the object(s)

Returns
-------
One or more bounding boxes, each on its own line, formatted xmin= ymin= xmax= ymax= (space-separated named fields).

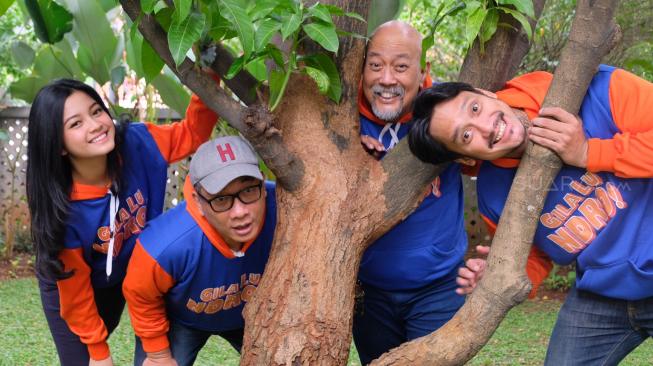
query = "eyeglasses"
xmin=197 ymin=182 xmax=263 ymax=213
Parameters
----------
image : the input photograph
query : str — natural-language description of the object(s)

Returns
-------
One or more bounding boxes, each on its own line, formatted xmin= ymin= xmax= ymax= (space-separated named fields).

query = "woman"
xmin=27 ymin=79 xmax=218 ymax=366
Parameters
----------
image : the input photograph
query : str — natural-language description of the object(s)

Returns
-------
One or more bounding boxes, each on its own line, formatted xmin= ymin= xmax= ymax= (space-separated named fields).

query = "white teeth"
xmin=380 ymin=92 xmax=397 ymax=98
xmin=91 ymin=133 xmax=107 ymax=143
xmin=494 ymin=121 xmax=506 ymax=143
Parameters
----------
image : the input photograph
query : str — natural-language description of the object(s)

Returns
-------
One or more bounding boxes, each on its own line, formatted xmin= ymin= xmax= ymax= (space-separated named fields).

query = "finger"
xmin=539 ymin=107 xmax=575 ymax=123
xmin=531 ymin=117 xmax=568 ymax=133
xmin=529 ymin=126 xmax=566 ymax=144
xmin=456 ymin=276 xmax=471 ymax=288
xmin=529 ymin=133 xmax=561 ymax=152
xmin=465 ymin=259 xmax=483 ymax=273
xmin=475 ymin=245 xmax=490 ymax=256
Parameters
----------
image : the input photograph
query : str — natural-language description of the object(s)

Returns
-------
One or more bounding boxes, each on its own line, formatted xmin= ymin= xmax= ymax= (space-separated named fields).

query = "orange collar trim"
xmin=489 ymin=158 xmax=521 ymax=169
xmin=183 ymin=178 xmax=264 ymax=259
xmin=70 ymin=182 xmax=110 ymax=201
xmin=357 ymin=75 xmax=433 ymax=126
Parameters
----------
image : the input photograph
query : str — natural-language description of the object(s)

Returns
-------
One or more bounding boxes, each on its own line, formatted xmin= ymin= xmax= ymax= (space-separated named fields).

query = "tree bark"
xmin=371 ymin=1 xmax=621 ymax=364
xmin=459 ymin=0 xmax=547 ymax=90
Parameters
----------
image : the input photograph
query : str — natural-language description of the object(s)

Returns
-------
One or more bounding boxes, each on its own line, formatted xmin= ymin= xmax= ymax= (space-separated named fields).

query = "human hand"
xmin=89 ymin=356 xmax=113 ymax=366
xmin=143 ymin=349 xmax=178 ymax=366
xmin=361 ymin=135 xmax=385 ymax=159
xmin=456 ymin=245 xmax=490 ymax=295
xmin=529 ymin=107 xmax=588 ymax=168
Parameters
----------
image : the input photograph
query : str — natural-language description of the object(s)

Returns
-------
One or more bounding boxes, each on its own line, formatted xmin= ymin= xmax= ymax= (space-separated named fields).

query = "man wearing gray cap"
xmin=123 ymin=136 xmax=276 ymax=366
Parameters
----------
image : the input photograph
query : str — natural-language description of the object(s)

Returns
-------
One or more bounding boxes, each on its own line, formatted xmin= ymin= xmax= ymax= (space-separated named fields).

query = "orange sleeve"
xmin=479 ymin=214 xmax=552 ymax=299
xmin=146 ymin=93 xmax=219 ymax=164
xmin=123 ymin=241 xmax=175 ymax=353
xmin=587 ymin=68 xmax=653 ymax=177
xmin=57 ymin=248 xmax=110 ymax=360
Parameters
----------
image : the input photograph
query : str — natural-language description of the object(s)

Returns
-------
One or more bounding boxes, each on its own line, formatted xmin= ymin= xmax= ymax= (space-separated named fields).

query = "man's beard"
xmin=370 ymin=85 xmax=405 ymax=122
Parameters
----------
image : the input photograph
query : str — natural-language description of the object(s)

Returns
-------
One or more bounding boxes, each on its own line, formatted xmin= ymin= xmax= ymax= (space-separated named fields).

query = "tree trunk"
xmin=371 ymin=1 xmax=621 ymax=364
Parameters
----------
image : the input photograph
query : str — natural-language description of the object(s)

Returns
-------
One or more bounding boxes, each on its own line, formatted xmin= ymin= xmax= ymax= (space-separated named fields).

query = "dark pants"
xmin=38 ymin=277 xmax=125 ymax=366
xmin=352 ymin=263 xmax=465 ymax=365
xmin=133 ymin=321 xmax=243 ymax=366
xmin=544 ymin=285 xmax=653 ymax=366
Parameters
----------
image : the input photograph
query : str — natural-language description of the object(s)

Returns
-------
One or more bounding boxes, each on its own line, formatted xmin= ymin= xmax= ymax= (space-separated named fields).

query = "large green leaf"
xmin=280 ymin=12 xmax=302 ymax=40
xmin=366 ymin=0 xmax=405 ymax=35
xmin=303 ymin=66 xmax=329 ymax=94
xmin=303 ymin=53 xmax=341 ymax=103
xmin=0 ymin=0 xmax=14 ymax=17
xmin=173 ymin=0 xmax=191 ymax=21
xmin=302 ymin=22 xmax=339 ymax=53
xmin=307 ymin=3 xmax=333 ymax=24
xmin=464 ymin=2 xmax=487 ymax=48
xmin=60 ymin=0 xmax=119 ymax=79
xmin=9 ymin=76 xmax=47 ymax=103
xmin=225 ymin=55 xmax=245 ymax=80
xmin=219 ymin=0 xmax=254 ymax=57
xmin=479 ymin=8 xmax=499 ymax=44
xmin=244 ymin=57 xmax=267 ymax=81
xmin=77 ymin=44 xmax=112 ymax=83
xmin=141 ymin=0 xmax=158 ymax=13
xmin=52 ymin=39 xmax=84 ymax=79
xmin=34 ymin=44 xmax=79 ymax=80
xmin=250 ymin=0 xmax=278 ymax=20
xmin=497 ymin=6 xmax=533 ymax=40
xmin=168 ymin=12 xmax=205 ymax=66
xmin=10 ymin=41 xmax=35 ymax=69
xmin=142 ymin=40 xmax=165 ymax=82
xmin=497 ymin=0 xmax=535 ymax=18
xmin=98 ymin=0 xmax=118 ymax=12
xmin=151 ymin=71 xmax=191 ymax=116
xmin=125 ymin=27 xmax=145 ymax=76
xmin=255 ymin=19 xmax=281 ymax=51
xmin=24 ymin=0 xmax=73 ymax=44
xmin=268 ymin=68 xmax=285 ymax=110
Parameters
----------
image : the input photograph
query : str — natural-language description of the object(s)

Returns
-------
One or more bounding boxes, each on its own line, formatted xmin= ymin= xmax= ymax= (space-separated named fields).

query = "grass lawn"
xmin=1 ymin=278 xmax=651 ymax=365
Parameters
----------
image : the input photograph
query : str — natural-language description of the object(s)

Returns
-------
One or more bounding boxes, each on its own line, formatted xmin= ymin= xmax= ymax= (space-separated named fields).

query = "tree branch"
xmin=205 ymin=43 xmax=263 ymax=106
xmin=119 ymin=0 xmax=304 ymax=191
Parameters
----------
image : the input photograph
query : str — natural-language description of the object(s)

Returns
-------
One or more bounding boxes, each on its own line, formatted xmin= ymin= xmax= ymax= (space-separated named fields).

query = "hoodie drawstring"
xmin=106 ymin=189 xmax=119 ymax=279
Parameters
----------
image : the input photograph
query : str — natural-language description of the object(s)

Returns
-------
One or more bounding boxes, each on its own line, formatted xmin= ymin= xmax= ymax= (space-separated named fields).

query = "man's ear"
xmin=455 ymin=157 xmax=477 ymax=166
xmin=476 ymin=88 xmax=497 ymax=99
xmin=192 ymin=190 xmax=205 ymax=217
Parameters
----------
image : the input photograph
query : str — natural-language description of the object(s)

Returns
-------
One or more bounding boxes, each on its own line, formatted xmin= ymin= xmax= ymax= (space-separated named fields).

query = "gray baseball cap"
xmin=189 ymin=136 xmax=263 ymax=195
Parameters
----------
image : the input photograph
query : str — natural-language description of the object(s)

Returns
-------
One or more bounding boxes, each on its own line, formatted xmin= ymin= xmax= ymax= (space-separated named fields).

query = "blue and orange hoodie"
xmin=56 ymin=94 xmax=218 ymax=360
xmin=478 ymin=65 xmax=653 ymax=300
xmin=123 ymin=178 xmax=276 ymax=353
xmin=357 ymin=76 xmax=469 ymax=291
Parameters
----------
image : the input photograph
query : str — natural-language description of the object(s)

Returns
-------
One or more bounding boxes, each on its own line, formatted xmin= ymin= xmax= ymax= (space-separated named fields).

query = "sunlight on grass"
xmin=0 ymin=278 xmax=650 ymax=365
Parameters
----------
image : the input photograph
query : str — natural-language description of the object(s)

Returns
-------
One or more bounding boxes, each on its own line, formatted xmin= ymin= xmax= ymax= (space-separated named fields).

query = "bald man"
xmin=354 ymin=21 xmax=467 ymax=364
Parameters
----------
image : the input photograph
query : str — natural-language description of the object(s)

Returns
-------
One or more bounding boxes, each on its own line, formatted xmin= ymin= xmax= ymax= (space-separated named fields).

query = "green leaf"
xmin=303 ymin=22 xmax=339 ymax=53
xmin=268 ymin=68 xmax=285 ymax=110
xmin=420 ymin=36 xmax=434 ymax=69
xmin=60 ymin=0 xmax=119 ymax=79
xmin=173 ymin=0 xmax=191 ymax=21
xmin=303 ymin=53 xmax=341 ymax=103
xmin=155 ymin=7 xmax=174 ymax=30
xmin=303 ymin=66 xmax=329 ymax=94
xmin=255 ymin=19 xmax=281 ymax=50
xmin=497 ymin=0 xmax=535 ymax=18
xmin=497 ymin=6 xmax=533 ymax=40
xmin=10 ymin=41 xmax=35 ymax=69
xmin=480 ymin=8 xmax=499 ymax=44
xmin=225 ymin=55 xmax=245 ymax=80
xmin=219 ymin=0 xmax=255 ymax=57
xmin=250 ymin=0 xmax=278 ymax=20
xmin=52 ymin=39 xmax=84 ymax=78
xmin=322 ymin=4 xmax=344 ymax=16
xmin=24 ymin=0 xmax=73 ymax=44
xmin=77 ymin=44 xmax=111 ymax=83
xmin=168 ymin=12 xmax=205 ymax=66
xmin=141 ymin=0 xmax=158 ymax=13
xmin=142 ymin=40 xmax=165 ymax=82
xmin=98 ymin=0 xmax=118 ymax=12
xmin=111 ymin=66 xmax=126 ymax=86
xmin=244 ymin=57 xmax=267 ymax=81
xmin=265 ymin=44 xmax=285 ymax=70
xmin=280 ymin=12 xmax=302 ymax=40
xmin=9 ymin=76 xmax=47 ymax=103
xmin=465 ymin=4 xmax=487 ymax=49
xmin=125 ymin=25 xmax=144 ymax=76
xmin=34 ymin=44 xmax=79 ymax=80
xmin=151 ymin=71 xmax=191 ymax=116
xmin=344 ymin=12 xmax=366 ymax=23
xmin=0 ymin=0 xmax=14 ymax=17
xmin=366 ymin=0 xmax=405 ymax=36
xmin=308 ymin=3 xmax=333 ymax=24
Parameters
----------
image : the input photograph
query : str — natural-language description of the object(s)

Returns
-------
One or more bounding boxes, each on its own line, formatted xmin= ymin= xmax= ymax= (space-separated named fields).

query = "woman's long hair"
xmin=27 ymin=79 xmax=126 ymax=280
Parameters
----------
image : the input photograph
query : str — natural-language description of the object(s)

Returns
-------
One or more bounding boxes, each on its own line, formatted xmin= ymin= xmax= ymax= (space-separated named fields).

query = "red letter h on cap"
xmin=216 ymin=143 xmax=236 ymax=162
